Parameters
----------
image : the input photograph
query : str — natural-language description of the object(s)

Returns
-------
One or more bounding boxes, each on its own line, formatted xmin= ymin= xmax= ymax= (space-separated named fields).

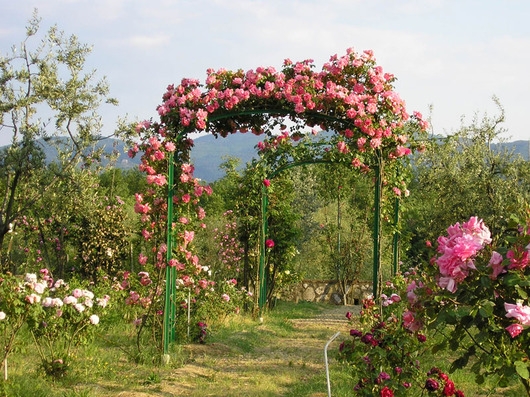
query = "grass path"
xmin=104 ymin=303 xmax=358 ymax=397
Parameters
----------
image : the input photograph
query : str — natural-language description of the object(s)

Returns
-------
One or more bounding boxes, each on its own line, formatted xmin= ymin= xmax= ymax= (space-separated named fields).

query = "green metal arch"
xmin=163 ymin=108 xmax=400 ymax=354
xmin=257 ymin=153 xmax=396 ymax=311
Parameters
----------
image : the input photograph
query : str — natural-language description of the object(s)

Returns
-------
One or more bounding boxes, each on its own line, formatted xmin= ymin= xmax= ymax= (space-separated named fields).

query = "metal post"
xmin=392 ymin=196 xmax=400 ymax=276
xmin=163 ymin=152 xmax=176 ymax=358
xmin=259 ymin=184 xmax=268 ymax=309
xmin=372 ymin=154 xmax=383 ymax=298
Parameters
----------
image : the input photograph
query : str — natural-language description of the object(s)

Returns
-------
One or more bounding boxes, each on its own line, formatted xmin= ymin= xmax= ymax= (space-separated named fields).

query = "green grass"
xmin=0 ymin=301 xmax=526 ymax=396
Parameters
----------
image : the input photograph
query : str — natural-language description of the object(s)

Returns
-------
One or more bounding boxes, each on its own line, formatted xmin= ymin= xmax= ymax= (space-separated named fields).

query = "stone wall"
xmin=279 ymin=280 xmax=373 ymax=305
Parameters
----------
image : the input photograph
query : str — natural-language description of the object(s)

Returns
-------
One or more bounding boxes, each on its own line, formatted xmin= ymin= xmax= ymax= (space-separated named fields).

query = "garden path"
xmin=96 ymin=303 xmax=362 ymax=397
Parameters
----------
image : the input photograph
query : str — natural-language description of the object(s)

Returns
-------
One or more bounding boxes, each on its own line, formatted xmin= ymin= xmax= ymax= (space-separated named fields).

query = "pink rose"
xmin=488 ymin=251 xmax=505 ymax=279
xmin=505 ymin=302 xmax=530 ymax=325
xmin=506 ymin=323 xmax=524 ymax=338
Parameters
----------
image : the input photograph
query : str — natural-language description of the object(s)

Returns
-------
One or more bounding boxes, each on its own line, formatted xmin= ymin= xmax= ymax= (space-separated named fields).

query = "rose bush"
xmin=339 ymin=276 xmax=464 ymax=396
xmin=407 ymin=212 xmax=530 ymax=393
xmin=0 ymin=269 xmax=110 ymax=378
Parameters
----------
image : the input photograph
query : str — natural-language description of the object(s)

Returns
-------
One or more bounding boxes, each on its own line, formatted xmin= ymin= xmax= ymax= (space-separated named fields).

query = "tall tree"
xmin=0 ymin=11 xmax=117 ymax=258
xmin=405 ymin=104 xmax=530 ymax=265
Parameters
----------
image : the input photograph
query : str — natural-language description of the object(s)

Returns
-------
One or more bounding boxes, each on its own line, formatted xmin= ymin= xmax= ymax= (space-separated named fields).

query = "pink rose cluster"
xmin=434 ymin=217 xmax=492 ymax=292
xmin=154 ymin=48 xmax=428 ymax=161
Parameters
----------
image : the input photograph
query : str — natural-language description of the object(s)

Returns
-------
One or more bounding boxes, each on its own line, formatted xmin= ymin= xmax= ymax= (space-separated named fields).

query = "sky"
xmin=1 ymin=0 xmax=530 ymax=146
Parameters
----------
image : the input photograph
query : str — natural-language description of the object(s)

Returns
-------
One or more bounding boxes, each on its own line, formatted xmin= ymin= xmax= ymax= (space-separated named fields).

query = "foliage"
xmin=0 ymin=11 xmax=117 ymax=257
xmin=7 ymin=168 xmax=133 ymax=280
xmin=405 ymin=104 xmax=530 ymax=265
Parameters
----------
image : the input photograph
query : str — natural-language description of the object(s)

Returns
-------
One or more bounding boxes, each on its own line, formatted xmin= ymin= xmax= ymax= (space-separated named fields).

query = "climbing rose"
xmin=265 ymin=239 xmax=275 ymax=248
xmin=380 ymin=386 xmax=394 ymax=397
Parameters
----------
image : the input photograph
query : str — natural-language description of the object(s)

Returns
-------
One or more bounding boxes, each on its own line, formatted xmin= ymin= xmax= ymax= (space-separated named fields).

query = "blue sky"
xmin=1 ymin=0 xmax=529 ymax=145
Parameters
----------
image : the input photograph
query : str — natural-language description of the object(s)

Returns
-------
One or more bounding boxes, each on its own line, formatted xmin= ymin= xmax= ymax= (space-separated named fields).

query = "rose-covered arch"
xmin=131 ymin=48 xmax=428 ymax=355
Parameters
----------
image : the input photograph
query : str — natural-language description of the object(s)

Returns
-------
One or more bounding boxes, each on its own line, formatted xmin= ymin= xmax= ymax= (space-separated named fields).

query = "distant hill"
xmin=2 ymin=135 xmax=528 ymax=183
xmin=190 ymin=133 xmax=264 ymax=182
xmin=492 ymin=140 xmax=530 ymax=161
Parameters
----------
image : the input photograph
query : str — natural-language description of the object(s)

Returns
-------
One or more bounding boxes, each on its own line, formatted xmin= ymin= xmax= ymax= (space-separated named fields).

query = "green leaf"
xmin=478 ymin=300 xmax=495 ymax=318
xmin=503 ymin=273 xmax=522 ymax=287
xmin=450 ymin=356 xmax=469 ymax=372
xmin=431 ymin=341 xmax=447 ymax=354
xmin=516 ymin=285 xmax=528 ymax=300
xmin=480 ymin=276 xmax=491 ymax=288
xmin=515 ymin=361 xmax=529 ymax=380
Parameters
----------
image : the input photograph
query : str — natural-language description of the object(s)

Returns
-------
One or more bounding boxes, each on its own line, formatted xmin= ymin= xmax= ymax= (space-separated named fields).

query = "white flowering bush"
xmin=0 ymin=269 xmax=110 ymax=378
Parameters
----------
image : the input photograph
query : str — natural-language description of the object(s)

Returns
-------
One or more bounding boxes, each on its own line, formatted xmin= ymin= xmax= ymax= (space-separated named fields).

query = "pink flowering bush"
xmin=211 ymin=210 xmax=245 ymax=281
xmin=407 ymin=212 xmax=530 ymax=393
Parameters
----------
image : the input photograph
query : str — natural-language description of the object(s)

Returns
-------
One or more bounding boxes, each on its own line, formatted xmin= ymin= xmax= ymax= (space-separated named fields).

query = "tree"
xmin=0 ymin=11 xmax=117 ymax=261
xmin=405 ymin=103 xmax=530 ymax=265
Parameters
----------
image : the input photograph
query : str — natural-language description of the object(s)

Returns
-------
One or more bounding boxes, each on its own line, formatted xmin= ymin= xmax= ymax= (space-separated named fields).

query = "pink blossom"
xmin=97 ymin=296 xmax=110 ymax=308
xmin=24 ymin=294 xmax=39 ymax=304
xmin=265 ymin=239 xmax=275 ymax=248
xmin=164 ymin=141 xmax=176 ymax=152
xmin=184 ymin=230 xmax=195 ymax=244
xmin=263 ymin=179 xmax=271 ymax=187
xmin=63 ymin=296 xmax=77 ymax=305
xmin=89 ymin=314 xmax=100 ymax=325
xmin=506 ymin=323 xmax=524 ymax=338
xmin=507 ymin=246 xmax=530 ymax=270
xmin=138 ymin=253 xmax=148 ymax=265
xmin=337 ymin=141 xmax=349 ymax=154
xmin=146 ymin=174 xmax=167 ymax=186
xmin=351 ymin=158 xmax=362 ymax=168
xmin=402 ymin=310 xmax=422 ymax=332
xmin=42 ymin=297 xmax=53 ymax=307
xmin=221 ymin=294 xmax=230 ymax=302
xmin=141 ymin=229 xmax=152 ymax=240
xmin=488 ymin=251 xmax=505 ymax=279
xmin=437 ymin=277 xmax=457 ymax=293
xmin=505 ymin=302 xmax=530 ymax=325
